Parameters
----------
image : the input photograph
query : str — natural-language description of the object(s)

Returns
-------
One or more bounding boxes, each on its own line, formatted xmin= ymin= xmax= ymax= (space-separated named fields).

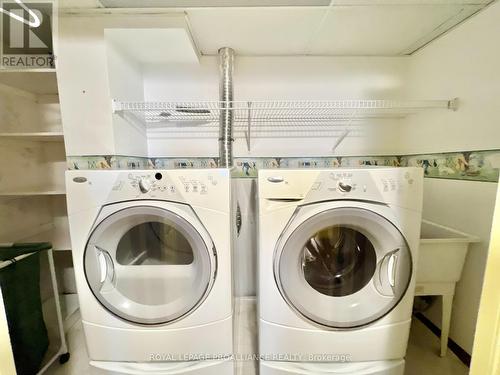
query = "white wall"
xmin=404 ymin=4 xmax=500 ymax=155
xmin=105 ymin=32 xmax=147 ymax=156
xmin=422 ymin=179 xmax=497 ymax=353
xmin=57 ymin=14 xmax=193 ymax=157
xmin=57 ymin=15 xmax=116 ymax=156
xmin=405 ymin=2 xmax=500 ymax=354
xmin=144 ymin=56 xmax=409 ymax=157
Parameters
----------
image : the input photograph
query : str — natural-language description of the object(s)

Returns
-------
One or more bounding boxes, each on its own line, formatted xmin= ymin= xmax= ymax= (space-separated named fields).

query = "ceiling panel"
xmin=187 ymin=8 xmax=327 ymax=55
xmin=72 ymin=1 xmax=495 ymax=56
xmin=99 ymin=0 xmax=491 ymax=7
xmin=308 ymin=4 xmax=485 ymax=55
xmin=105 ymin=28 xmax=199 ymax=64
xmin=99 ymin=0 xmax=330 ymax=7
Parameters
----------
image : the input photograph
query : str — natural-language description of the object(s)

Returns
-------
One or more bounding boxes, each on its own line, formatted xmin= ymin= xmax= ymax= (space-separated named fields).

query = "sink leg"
xmin=441 ymin=294 xmax=453 ymax=357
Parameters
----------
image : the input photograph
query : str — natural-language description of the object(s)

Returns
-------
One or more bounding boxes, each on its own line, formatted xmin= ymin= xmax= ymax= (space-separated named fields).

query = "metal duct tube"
xmin=218 ymin=47 xmax=235 ymax=168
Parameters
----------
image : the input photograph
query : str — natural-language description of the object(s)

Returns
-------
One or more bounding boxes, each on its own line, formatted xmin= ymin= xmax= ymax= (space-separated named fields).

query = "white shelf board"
xmin=42 ymin=293 xmax=79 ymax=334
xmin=0 ymin=70 xmax=58 ymax=94
xmin=0 ymin=132 xmax=64 ymax=142
xmin=63 ymin=294 xmax=79 ymax=317
xmin=0 ymin=68 xmax=56 ymax=73
xmin=62 ymin=294 xmax=79 ymax=316
xmin=62 ymin=294 xmax=80 ymax=332
xmin=0 ymin=188 xmax=66 ymax=197
xmin=0 ymin=70 xmax=58 ymax=102
xmin=21 ymin=224 xmax=72 ymax=251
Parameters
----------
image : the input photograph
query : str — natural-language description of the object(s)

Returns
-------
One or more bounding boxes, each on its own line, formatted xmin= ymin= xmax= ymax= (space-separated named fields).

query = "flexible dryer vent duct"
xmin=218 ymin=47 xmax=235 ymax=168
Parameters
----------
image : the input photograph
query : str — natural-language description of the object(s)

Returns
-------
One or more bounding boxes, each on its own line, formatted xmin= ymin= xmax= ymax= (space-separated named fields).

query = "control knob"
xmin=338 ymin=181 xmax=352 ymax=193
xmin=139 ymin=178 xmax=151 ymax=193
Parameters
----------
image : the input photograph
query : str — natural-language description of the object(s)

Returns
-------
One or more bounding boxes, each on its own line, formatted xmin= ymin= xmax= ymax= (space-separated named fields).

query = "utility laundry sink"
xmin=415 ymin=220 xmax=479 ymax=357
xmin=417 ymin=220 xmax=479 ymax=284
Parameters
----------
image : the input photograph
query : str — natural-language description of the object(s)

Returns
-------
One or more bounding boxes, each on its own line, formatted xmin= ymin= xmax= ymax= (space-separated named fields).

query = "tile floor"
xmin=405 ymin=319 xmax=469 ymax=375
xmin=46 ymin=300 xmax=468 ymax=375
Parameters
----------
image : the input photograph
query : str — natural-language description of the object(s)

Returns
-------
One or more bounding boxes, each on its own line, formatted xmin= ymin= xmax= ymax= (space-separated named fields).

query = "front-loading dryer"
xmin=66 ymin=169 xmax=234 ymax=374
xmin=257 ymin=168 xmax=423 ymax=375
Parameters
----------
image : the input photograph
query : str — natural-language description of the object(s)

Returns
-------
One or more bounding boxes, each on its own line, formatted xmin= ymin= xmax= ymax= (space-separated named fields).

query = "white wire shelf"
xmin=112 ymin=99 xmax=458 ymax=151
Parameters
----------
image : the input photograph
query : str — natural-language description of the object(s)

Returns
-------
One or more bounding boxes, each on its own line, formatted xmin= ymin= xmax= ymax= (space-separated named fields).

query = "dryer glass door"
xmin=275 ymin=207 xmax=412 ymax=328
xmin=84 ymin=205 xmax=215 ymax=325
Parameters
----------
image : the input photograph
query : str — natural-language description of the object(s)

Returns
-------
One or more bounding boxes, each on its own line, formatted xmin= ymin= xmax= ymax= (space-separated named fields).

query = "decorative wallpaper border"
xmin=67 ymin=150 xmax=500 ymax=183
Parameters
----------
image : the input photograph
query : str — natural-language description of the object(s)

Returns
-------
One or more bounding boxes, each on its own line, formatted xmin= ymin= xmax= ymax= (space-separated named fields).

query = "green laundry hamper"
xmin=0 ymin=243 xmax=55 ymax=375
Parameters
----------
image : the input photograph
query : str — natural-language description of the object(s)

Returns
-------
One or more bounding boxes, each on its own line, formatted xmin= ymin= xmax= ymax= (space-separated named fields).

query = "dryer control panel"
xmin=66 ymin=169 xmax=231 ymax=217
xmin=116 ymin=171 xmax=222 ymax=199
xmin=127 ymin=173 xmax=179 ymax=195
xmin=66 ymin=169 xmax=230 ymax=215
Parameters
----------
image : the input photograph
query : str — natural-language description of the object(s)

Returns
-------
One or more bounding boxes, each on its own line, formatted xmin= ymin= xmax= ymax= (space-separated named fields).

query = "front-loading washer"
xmin=66 ymin=169 xmax=234 ymax=374
xmin=257 ymin=168 xmax=423 ymax=375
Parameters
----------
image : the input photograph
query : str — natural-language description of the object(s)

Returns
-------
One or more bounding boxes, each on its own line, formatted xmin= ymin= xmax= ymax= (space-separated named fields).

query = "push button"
xmin=267 ymin=176 xmax=284 ymax=183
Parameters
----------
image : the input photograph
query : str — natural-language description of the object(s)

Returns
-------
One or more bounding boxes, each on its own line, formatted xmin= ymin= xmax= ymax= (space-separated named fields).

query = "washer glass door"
xmin=85 ymin=205 xmax=215 ymax=325
xmin=275 ymin=206 xmax=412 ymax=328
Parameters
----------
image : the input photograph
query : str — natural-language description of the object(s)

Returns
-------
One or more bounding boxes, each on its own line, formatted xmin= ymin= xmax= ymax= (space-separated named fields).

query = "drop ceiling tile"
xmin=105 ymin=28 xmax=199 ymax=64
xmin=87 ymin=1 xmax=494 ymax=57
xmin=100 ymin=0 xmax=331 ymax=6
xmin=99 ymin=0 xmax=491 ymax=7
xmin=308 ymin=4 xmax=484 ymax=55
xmin=187 ymin=7 xmax=327 ymax=55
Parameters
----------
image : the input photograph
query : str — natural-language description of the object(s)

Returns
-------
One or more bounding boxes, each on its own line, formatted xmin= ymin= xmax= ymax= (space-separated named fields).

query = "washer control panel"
xmin=327 ymin=172 xmax=359 ymax=194
xmin=380 ymin=171 xmax=415 ymax=193
xmin=118 ymin=171 xmax=220 ymax=198
xmin=260 ymin=168 xmax=422 ymax=211
xmin=317 ymin=170 xmax=415 ymax=196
